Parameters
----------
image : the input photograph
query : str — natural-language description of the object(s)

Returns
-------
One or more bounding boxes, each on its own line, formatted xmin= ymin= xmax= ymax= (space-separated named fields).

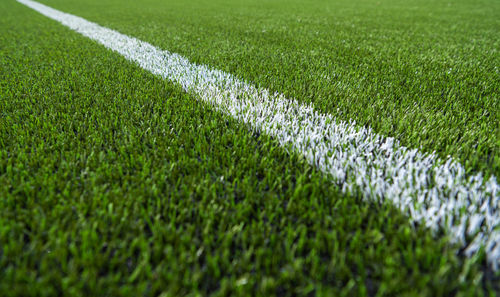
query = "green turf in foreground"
xmin=37 ymin=0 xmax=500 ymax=179
xmin=0 ymin=1 xmax=499 ymax=296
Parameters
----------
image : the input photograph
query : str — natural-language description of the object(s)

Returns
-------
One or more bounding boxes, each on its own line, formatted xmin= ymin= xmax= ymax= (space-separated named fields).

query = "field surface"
xmin=1 ymin=0 xmax=499 ymax=296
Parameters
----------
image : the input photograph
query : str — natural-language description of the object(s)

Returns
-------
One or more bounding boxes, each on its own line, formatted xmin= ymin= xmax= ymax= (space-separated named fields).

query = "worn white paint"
xmin=18 ymin=0 xmax=500 ymax=269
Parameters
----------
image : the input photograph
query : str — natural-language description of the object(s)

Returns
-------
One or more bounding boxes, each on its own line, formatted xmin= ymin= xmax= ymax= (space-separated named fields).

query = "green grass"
xmin=0 ymin=0 xmax=499 ymax=296
xmin=37 ymin=0 xmax=500 ymax=178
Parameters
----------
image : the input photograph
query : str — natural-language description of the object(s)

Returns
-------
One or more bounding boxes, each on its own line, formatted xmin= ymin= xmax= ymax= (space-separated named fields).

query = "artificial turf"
xmin=0 ymin=0 xmax=499 ymax=296
xmin=36 ymin=0 xmax=500 ymax=179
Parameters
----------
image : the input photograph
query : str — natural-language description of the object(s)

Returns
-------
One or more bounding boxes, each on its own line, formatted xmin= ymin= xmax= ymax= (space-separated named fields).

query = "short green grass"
xmin=0 ymin=0 xmax=499 ymax=296
xmin=38 ymin=0 xmax=500 ymax=178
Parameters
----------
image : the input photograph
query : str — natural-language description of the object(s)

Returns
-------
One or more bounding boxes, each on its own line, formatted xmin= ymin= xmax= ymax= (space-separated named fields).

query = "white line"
xmin=18 ymin=0 xmax=500 ymax=269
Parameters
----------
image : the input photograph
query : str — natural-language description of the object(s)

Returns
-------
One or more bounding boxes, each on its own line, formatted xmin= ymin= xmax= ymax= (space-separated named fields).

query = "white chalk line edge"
xmin=17 ymin=0 xmax=500 ymax=269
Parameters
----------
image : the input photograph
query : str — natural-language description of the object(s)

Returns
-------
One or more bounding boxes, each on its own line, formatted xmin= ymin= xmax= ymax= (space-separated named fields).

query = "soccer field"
xmin=1 ymin=0 xmax=499 ymax=295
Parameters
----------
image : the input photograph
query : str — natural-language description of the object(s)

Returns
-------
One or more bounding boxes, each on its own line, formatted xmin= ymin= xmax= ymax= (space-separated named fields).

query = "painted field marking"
xmin=18 ymin=0 xmax=500 ymax=269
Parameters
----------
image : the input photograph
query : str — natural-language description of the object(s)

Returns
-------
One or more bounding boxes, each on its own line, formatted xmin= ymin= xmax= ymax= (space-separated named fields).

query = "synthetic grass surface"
xmin=0 ymin=0 xmax=498 ymax=296
xmin=37 ymin=0 xmax=500 ymax=178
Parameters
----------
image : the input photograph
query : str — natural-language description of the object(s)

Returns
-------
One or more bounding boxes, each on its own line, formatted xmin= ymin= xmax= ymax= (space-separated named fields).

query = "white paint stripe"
xmin=18 ymin=0 xmax=500 ymax=269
